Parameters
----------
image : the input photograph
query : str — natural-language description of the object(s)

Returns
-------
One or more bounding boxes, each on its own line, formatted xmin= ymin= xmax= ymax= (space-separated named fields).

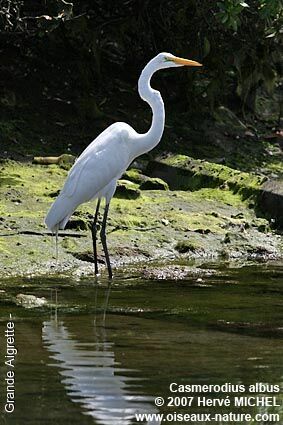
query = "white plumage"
xmin=45 ymin=52 xmax=202 ymax=278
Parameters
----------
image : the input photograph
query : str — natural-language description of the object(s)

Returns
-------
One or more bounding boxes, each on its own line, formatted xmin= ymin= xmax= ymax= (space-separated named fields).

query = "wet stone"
xmin=16 ymin=294 xmax=47 ymax=309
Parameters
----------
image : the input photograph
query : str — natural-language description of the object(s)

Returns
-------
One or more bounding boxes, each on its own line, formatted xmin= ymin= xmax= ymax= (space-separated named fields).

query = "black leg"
xmin=100 ymin=202 xmax=113 ymax=279
xmin=91 ymin=199 xmax=101 ymax=275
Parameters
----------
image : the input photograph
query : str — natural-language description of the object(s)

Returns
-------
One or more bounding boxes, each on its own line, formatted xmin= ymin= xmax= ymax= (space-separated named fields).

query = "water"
xmin=0 ymin=261 xmax=282 ymax=424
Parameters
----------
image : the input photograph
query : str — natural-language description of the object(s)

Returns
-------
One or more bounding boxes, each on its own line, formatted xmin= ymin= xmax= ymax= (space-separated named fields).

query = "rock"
xmin=66 ymin=217 xmax=89 ymax=231
xmin=72 ymin=251 xmax=105 ymax=264
xmin=175 ymin=240 xmax=202 ymax=253
xmin=122 ymin=168 xmax=147 ymax=184
xmin=139 ymin=177 xmax=169 ymax=190
xmin=141 ymin=265 xmax=215 ymax=280
xmin=49 ymin=189 xmax=60 ymax=197
xmin=115 ymin=180 xmax=141 ymax=199
xmin=57 ymin=154 xmax=76 ymax=170
xmin=16 ymin=294 xmax=47 ymax=308
xmin=260 ymin=180 xmax=283 ymax=228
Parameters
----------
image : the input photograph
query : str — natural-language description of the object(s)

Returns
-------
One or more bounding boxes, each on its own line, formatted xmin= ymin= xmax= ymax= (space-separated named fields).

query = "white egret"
xmin=45 ymin=52 xmax=202 ymax=278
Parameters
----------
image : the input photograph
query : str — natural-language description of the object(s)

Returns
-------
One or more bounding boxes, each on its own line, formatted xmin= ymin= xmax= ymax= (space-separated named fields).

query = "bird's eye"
xmin=164 ymin=57 xmax=172 ymax=62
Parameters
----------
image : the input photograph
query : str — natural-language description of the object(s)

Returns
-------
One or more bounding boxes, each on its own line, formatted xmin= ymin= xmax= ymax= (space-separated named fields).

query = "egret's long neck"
xmin=133 ymin=63 xmax=165 ymax=158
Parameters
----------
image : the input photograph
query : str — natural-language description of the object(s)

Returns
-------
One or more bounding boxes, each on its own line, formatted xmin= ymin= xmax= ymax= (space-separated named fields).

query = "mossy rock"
xmin=175 ymin=239 xmax=202 ymax=253
xmin=139 ymin=177 xmax=169 ymax=191
xmin=115 ymin=180 xmax=141 ymax=199
xmin=122 ymin=168 xmax=147 ymax=184
xmin=15 ymin=294 xmax=47 ymax=309
xmin=57 ymin=154 xmax=76 ymax=170
xmin=147 ymin=154 xmax=265 ymax=198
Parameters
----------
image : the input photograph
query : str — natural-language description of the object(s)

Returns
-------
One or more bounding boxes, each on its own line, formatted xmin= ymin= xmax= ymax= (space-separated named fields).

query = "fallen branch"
xmin=33 ymin=154 xmax=75 ymax=169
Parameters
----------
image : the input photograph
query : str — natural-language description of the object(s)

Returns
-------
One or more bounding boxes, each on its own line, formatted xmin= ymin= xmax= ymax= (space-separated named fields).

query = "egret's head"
xmin=154 ymin=52 xmax=202 ymax=69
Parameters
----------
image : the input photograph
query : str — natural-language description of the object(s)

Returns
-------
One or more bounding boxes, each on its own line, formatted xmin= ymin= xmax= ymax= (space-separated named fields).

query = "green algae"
xmin=177 ymin=187 xmax=245 ymax=208
xmin=0 ymin=161 xmax=67 ymax=226
xmin=0 ymin=176 xmax=21 ymax=186
xmin=0 ymin=238 xmax=11 ymax=255
xmin=0 ymin=160 xmax=67 ymax=197
xmin=168 ymin=211 xmax=226 ymax=234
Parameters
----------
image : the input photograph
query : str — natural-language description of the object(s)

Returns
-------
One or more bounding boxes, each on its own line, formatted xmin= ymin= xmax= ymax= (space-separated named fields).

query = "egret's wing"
xmin=61 ymin=124 xmax=130 ymax=201
xmin=61 ymin=155 xmax=90 ymax=198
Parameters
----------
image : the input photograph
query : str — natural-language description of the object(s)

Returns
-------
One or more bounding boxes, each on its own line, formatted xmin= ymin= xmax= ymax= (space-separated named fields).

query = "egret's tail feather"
xmin=45 ymin=195 xmax=75 ymax=232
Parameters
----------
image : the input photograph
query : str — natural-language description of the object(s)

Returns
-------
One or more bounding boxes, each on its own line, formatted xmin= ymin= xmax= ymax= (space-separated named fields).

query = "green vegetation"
xmin=3 ymin=1 xmax=281 ymax=113
xmin=0 ymin=1 xmax=281 ymax=160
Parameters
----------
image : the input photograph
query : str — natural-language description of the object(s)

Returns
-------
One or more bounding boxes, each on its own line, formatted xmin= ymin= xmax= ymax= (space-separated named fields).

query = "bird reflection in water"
xmin=42 ymin=316 xmax=161 ymax=425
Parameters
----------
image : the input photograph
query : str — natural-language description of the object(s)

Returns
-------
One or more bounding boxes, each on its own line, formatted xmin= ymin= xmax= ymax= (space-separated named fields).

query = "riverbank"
xmin=0 ymin=158 xmax=282 ymax=279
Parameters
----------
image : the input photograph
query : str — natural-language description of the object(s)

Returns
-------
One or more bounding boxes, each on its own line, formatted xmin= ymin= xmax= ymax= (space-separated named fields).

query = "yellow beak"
xmin=172 ymin=56 xmax=202 ymax=67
